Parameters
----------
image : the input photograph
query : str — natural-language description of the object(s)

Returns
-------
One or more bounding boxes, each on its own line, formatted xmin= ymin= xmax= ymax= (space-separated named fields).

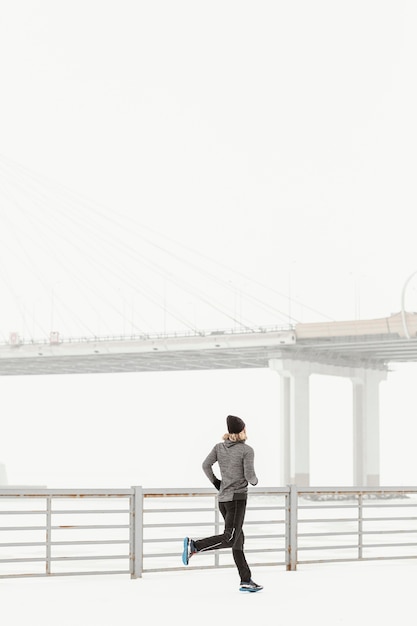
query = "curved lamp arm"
xmin=401 ymin=271 xmax=417 ymax=339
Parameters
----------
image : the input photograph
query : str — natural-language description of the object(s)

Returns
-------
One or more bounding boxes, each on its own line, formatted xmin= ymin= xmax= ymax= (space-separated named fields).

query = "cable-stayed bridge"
xmin=1 ymin=311 xmax=416 ymax=376
xmin=2 ymin=154 xmax=417 ymax=375
xmin=2 ymin=157 xmax=417 ymax=489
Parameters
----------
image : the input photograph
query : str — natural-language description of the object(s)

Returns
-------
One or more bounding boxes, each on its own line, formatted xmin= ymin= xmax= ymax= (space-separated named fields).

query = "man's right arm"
xmin=243 ymin=446 xmax=258 ymax=486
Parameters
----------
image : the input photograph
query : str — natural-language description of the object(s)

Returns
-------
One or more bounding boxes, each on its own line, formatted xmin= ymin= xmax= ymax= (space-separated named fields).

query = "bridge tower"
xmin=269 ymin=358 xmax=387 ymax=487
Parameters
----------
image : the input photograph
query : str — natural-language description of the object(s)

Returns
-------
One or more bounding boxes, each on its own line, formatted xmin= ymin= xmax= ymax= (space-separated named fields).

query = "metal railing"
xmin=138 ymin=487 xmax=288 ymax=575
xmin=1 ymin=324 xmax=294 ymax=348
xmin=294 ymin=486 xmax=417 ymax=569
xmin=1 ymin=486 xmax=417 ymax=579
xmin=0 ymin=489 xmax=133 ymax=579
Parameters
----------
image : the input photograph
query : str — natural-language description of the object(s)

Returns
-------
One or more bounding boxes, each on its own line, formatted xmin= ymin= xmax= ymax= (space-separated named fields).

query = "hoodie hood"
xmin=223 ymin=439 xmax=244 ymax=448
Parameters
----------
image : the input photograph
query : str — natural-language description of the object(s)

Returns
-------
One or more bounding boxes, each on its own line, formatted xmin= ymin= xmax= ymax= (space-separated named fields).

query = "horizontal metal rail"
xmin=2 ymin=486 xmax=417 ymax=578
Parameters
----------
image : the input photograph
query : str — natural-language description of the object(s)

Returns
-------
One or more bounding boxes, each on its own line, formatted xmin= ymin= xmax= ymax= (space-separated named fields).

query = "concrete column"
xmin=0 ymin=463 xmax=7 ymax=485
xmin=270 ymin=359 xmax=311 ymax=486
xmin=351 ymin=369 xmax=387 ymax=486
xmin=289 ymin=370 xmax=310 ymax=486
xmin=280 ymin=374 xmax=291 ymax=485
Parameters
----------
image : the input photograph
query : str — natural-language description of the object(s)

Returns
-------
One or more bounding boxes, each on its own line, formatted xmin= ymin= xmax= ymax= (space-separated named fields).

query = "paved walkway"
xmin=1 ymin=562 xmax=415 ymax=625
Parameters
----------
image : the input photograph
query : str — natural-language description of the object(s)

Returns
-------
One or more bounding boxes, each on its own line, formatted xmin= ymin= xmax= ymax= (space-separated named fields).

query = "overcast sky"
xmin=1 ymin=1 xmax=417 ymax=338
xmin=1 ymin=2 xmax=417 ymax=489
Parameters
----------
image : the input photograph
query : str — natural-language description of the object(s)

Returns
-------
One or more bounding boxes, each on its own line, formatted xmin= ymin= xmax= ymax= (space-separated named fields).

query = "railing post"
xmin=131 ymin=486 xmax=143 ymax=579
xmin=214 ymin=495 xmax=220 ymax=568
xmin=287 ymin=484 xmax=298 ymax=571
xmin=46 ymin=495 xmax=52 ymax=575
xmin=358 ymin=493 xmax=363 ymax=560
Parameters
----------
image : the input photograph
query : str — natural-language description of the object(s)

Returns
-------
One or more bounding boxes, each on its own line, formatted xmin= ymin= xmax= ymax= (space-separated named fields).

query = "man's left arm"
xmin=202 ymin=446 xmax=221 ymax=490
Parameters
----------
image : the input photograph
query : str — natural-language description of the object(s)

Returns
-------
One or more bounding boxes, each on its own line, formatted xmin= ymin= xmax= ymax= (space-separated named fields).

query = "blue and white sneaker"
xmin=182 ymin=537 xmax=196 ymax=565
xmin=239 ymin=579 xmax=263 ymax=592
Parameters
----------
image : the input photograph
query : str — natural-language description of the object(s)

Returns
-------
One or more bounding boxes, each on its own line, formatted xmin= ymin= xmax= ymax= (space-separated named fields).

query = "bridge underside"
xmin=2 ymin=334 xmax=417 ymax=375
xmin=0 ymin=347 xmax=276 ymax=376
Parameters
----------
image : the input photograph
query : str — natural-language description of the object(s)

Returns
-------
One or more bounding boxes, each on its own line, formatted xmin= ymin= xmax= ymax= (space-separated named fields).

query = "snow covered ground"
xmin=2 ymin=560 xmax=416 ymax=626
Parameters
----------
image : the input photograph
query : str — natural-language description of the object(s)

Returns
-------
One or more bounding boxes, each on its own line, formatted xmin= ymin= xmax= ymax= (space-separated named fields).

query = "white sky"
xmin=1 ymin=2 xmax=417 ymax=489
xmin=1 ymin=0 xmax=417 ymax=332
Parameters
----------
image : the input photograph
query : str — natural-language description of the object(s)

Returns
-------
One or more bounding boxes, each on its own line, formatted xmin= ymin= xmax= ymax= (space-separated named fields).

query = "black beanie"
xmin=227 ymin=415 xmax=246 ymax=434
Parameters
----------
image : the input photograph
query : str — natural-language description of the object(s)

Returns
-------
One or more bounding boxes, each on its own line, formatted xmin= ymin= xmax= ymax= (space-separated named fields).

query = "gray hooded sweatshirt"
xmin=202 ymin=439 xmax=258 ymax=503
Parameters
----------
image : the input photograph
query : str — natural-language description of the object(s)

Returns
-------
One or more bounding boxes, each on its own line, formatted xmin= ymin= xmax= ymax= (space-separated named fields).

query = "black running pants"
xmin=193 ymin=497 xmax=251 ymax=582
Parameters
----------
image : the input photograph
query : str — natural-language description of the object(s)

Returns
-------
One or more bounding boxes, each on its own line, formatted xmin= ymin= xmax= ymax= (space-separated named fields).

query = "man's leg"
xmin=226 ymin=499 xmax=252 ymax=582
xmin=194 ymin=498 xmax=250 ymax=554
xmin=232 ymin=529 xmax=251 ymax=582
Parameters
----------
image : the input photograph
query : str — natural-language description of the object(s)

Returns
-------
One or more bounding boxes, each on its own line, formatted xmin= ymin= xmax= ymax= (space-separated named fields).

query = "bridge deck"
xmin=1 ymin=318 xmax=417 ymax=375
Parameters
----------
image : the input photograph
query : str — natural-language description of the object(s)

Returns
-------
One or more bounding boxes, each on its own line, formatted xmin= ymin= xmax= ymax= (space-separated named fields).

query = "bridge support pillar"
xmin=270 ymin=359 xmax=311 ymax=486
xmin=0 ymin=463 xmax=7 ymax=486
xmin=351 ymin=369 xmax=387 ymax=487
xmin=269 ymin=358 xmax=387 ymax=487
